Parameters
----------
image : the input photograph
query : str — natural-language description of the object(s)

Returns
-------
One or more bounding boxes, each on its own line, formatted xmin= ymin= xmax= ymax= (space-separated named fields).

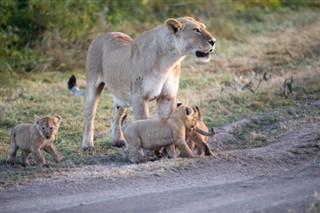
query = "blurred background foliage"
xmin=0 ymin=0 xmax=319 ymax=73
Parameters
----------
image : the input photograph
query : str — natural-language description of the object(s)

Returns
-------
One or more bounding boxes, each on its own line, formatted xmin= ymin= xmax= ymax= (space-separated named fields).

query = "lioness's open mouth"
xmin=195 ymin=50 xmax=212 ymax=58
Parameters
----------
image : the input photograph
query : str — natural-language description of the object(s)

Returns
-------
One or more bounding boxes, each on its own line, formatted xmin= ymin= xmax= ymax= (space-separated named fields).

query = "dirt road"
xmin=1 ymin=121 xmax=320 ymax=213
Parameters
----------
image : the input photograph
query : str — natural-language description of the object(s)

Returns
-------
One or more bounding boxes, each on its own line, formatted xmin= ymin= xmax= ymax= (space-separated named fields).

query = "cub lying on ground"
xmin=7 ymin=115 xmax=63 ymax=167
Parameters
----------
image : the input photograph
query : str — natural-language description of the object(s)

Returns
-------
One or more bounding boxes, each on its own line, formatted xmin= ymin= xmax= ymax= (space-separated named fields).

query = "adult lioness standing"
xmin=83 ymin=17 xmax=216 ymax=150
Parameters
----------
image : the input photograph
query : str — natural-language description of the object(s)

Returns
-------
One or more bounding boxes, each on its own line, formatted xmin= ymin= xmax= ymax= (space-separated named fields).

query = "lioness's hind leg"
xmin=82 ymin=83 xmax=105 ymax=150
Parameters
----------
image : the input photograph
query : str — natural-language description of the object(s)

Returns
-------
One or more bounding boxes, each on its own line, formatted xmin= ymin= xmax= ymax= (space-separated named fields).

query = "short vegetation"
xmin=0 ymin=0 xmax=319 ymax=188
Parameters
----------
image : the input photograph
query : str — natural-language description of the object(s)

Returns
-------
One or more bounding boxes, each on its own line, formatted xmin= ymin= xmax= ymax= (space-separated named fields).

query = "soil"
xmin=1 ymin=117 xmax=319 ymax=213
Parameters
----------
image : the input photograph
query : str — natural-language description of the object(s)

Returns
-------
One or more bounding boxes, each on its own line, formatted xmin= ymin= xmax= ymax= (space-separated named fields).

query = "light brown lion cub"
xmin=7 ymin=115 xmax=62 ymax=167
xmin=117 ymin=104 xmax=198 ymax=163
xmin=185 ymin=106 xmax=215 ymax=156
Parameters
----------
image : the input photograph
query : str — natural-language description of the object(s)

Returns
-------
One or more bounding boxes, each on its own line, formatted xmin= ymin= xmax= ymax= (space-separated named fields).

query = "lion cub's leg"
xmin=175 ymin=138 xmax=195 ymax=158
xmin=165 ymin=144 xmax=177 ymax=159
xmin=43 ymin=144 xmax=63 ymax=163
xmin=32 ymin=149 xmax=47 ymax=167
xmin=82 ymin=83 xmax=104 ymax=151
xmin=126 ymin=139 xmax=145 ymax=163
xmin=194 ymin=140 xmax=214 ymax=156
xmin=6 ymin=129 xmax=18 ymax=165
xmin=20 ymin=151 xmax=31 ymax=167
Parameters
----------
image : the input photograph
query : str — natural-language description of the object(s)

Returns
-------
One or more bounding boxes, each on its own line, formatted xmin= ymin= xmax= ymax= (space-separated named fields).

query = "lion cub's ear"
xmin=53 ymin=115 xmax=62 ymax=124
xmin=185 ymin=106 xmax=192 ymax=116
xmin=34 ymin=115 xmax=42 ymax=124
xmin=166 ymin=18 xmax=183 ymax=33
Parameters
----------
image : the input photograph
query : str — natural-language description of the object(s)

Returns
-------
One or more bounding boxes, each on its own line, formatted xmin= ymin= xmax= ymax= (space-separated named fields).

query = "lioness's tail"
xmin=68 ymin=75 xmax=84 ymax=96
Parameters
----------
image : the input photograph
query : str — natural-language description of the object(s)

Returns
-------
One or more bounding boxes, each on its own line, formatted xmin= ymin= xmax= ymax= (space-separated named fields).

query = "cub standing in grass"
xmin=7 ymin=115 xmax=63 ymax=167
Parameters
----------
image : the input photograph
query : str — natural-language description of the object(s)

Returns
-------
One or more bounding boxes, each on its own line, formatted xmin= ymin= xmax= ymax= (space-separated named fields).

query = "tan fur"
xmin=185 ymin=106 xmax=215 ymax=156
xmin=6 ymin=115 xmax=62 ymax=167
xmin=117 ymin=104 xmax=198 ymax=163
xmin=82 ymin=17 xmax=216 ymax=150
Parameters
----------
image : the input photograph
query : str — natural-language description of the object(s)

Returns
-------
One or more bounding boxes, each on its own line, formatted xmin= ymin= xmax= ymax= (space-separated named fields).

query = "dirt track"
xmin=1 ymin=119 xmax=319 ymax=213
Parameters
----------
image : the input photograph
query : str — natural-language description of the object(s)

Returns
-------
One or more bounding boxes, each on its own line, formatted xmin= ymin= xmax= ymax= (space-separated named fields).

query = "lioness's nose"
xmin=208 ymin=40 xmax=215 ymax=46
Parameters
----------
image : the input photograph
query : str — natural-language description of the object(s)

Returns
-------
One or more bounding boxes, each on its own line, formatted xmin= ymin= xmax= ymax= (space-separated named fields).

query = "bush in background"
xmin=0 ymin=0 xmax=318 ymax=73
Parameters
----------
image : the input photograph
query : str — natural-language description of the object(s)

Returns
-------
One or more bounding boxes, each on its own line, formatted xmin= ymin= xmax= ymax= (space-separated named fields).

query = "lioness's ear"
xmin=166 ymin=18 xmax=183 ymax=33
xmin=185 ymin=107 xmax=192 ymax=116
xmin=54 ymin=115 xmax=62 ymax=124
xmin=34 ymin=115 xmax=41 ymax=124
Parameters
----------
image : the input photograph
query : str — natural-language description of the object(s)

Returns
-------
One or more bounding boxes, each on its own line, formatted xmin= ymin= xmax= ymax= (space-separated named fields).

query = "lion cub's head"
xmin=34 ymin=115 xmax=61 ymax=140
xmin=166 ymin=16 xmax=216 ymax=62
xmin=173 ymin=104 xmax=197 ymax=130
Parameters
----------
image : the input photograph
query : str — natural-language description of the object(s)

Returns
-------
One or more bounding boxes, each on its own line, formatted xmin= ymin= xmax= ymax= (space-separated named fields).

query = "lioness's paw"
xmin=82 ymin=146 xmax=95 ymax=152
xmin=112 ymin=140 xmax=126 ymax=148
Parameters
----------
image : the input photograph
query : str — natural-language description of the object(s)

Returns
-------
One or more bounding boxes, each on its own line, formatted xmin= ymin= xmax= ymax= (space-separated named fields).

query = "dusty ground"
xmin=1 ymin=8 xmax=320 ymax=213
xmin=1 ymin=111 xmax=319 ymax=213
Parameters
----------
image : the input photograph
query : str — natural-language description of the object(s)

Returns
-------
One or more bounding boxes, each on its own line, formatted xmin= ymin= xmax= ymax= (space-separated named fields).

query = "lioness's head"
xmin=174 ymin=104 xmax=197 ymax=130
xmin=35 ymin=115 xmax=61 ymax=140
xmin=166 ymin=17 xmax=216 ymax=62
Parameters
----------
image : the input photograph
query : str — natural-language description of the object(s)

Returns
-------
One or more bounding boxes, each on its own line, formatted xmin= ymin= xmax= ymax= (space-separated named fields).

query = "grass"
xmin=0 ymin=7 xmax=320 ymax=187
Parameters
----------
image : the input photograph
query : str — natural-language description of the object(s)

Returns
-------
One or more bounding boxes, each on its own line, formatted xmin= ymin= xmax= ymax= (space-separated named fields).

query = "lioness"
xmin=81 ymin=17 xmax=216 ymax=150
xmin=6 ymin=115 xmax=62 ymax=167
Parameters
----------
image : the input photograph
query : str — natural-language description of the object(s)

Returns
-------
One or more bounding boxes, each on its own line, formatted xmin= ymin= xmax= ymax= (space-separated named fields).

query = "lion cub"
xmin=117 ymin=104 xmax=198 ymax=163
xmin=185 ymin=106 xmax=215 ymax=156
xmin=7 ymin=115 xmax=63 ymax=167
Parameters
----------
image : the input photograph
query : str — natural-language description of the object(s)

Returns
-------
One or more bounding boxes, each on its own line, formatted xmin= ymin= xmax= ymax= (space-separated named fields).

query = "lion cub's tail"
xmin=195 ymin=106 xmax=203 ymax=121
xmin=68 ymin=75 xmax=84 ymax=96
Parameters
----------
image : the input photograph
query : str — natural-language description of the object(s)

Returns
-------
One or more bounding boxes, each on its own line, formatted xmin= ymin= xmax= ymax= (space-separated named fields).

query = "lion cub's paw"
xmin=6 ymin=158 xmax=15 ymax=166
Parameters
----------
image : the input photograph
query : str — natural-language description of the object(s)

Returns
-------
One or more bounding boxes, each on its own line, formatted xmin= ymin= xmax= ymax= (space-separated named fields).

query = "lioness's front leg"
xmin=132 ymin=101 xmax=149 ymax=119
xmin=156 ymin=97 xmax=176 ymax=118
xmin=156 ymin=64 xmax=180 ymax=118
xmin=111 ymin=106 xmax=127 ymax=148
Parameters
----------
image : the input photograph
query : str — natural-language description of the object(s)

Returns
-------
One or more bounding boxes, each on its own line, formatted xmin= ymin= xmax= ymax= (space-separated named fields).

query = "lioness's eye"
xmin=193 ymin=28 xmax=201 ymax=33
